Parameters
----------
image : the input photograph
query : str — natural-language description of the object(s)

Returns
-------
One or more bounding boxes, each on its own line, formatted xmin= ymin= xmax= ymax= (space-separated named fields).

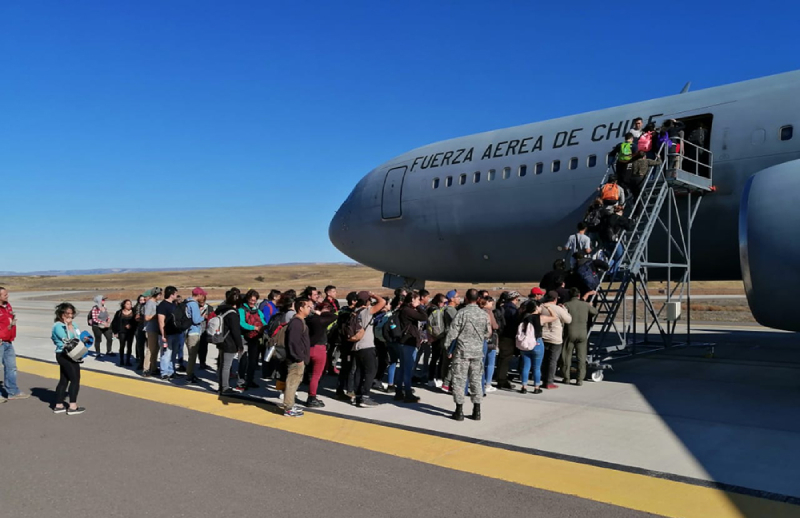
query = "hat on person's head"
xmin=142 ymin=289 xmax=152 ymax=298
xmin=357 ymin=291 xmax=371 ymax=303
xmin=191 ymin=287 xmax=207 ymax=297
xmin=151 ymin=287 xmax=162 ymax=297
xmin=445 ymin=290 xmax=458 ymax=301
xmin=530 ymin=287 xmax=545 ymax=297
xmin=508 ymin=291 xmax=521 ymax=300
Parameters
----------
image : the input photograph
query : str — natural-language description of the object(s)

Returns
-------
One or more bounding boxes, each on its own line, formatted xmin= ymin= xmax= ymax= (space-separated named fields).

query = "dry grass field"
xmin=0 ymin=263 xmax=752 ymax=322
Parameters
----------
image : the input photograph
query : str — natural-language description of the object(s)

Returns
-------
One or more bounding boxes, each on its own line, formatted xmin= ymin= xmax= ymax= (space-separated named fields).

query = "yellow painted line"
xmin=18 ymin=357 xmax=799 ymax=518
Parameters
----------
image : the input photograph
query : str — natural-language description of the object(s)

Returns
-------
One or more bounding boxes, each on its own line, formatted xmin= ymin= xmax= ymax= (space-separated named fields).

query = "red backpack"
xmin=637 ymin=131 xmax=652 ymax=152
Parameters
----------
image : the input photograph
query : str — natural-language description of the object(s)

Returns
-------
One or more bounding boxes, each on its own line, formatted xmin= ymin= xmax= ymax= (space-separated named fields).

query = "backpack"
xmin=384 ymin=311 xmax=404 ymax=343
xmin=170 ymin=300 xmax=193 ymax=333
xmin=267 ymin=322 xmax=289 ymax=349
xmin=87 ymin=306 xmax=98 ymax=327
xmin=373 ymin=312 xmax=390 ymax=343
xmin=344 ymin=308 xmax=368 ymax=342
xmin=427 ymin=308 xmax=445 ymax=339
xmin=515 ymin=322 xmax=538 ymax=351
xmin=584 ymin=207 xmax=603 ymax=228
xmin=637 ymin=131 xmax=653 ymax=152
xmin=259 ymin=300 xmax=277 ymax=321
xmin=242 ymin=306 xmax=263 ymax=339
xmin=207 ymin=310 xmax=236 ymax=344
xmin=110 ymin=311 xmax=121 ymax=334
xmin=577 ymin=261 xmax=600 ymax=292
xmin=601 ymin=183 xmax=619 ymax=202
xmin=492 ymin=306 xmax=506 ymax=335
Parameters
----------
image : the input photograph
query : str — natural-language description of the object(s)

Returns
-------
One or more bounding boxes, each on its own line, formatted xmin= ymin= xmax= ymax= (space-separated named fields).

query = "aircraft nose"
xmin=329 ymin=197 xmax=353 ymax=256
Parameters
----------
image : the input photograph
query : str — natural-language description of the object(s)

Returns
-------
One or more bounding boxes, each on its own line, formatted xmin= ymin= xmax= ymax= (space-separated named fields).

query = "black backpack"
xmin=492 ymin=306 xmax=506 ymax=335
xmin=385 ymin=311 xmax=404 ymax=342
xmin=577 ymin=261 xmax=600 ymax=292
xmin=170 ymin=300 xmax=193 ymax=333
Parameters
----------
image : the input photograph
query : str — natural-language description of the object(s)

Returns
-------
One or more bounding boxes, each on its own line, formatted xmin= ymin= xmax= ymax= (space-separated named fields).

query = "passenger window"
xmin=445 ymin=176 xmax=453 ymax=187
xmin=552 ymin=160 xmax=561 ymax=173
xmin=607 ymin=153 xmax=614 ymax=166
xmin=459 ymin=174 xmax=467 ymax=185
xmin=473 ymin=171 xmax=481 ymax=183
xmin=588 ymin=155 xmax=597 ymax=168
xmin=432 ymin=178 xmax=440 ymax=189
xmin=519 ymin=165 xmax=527 ymax=177
xmin=535 ymin=162 xmax=543 ymax=175
xmin=569 ymin=157 xmax=578 ymax=170
xmin=781 ymin=125 xmax=794 ymax=141
xmin=502 ymin=167 xmax=511 ymax=179
xmin=487 ymin=169 xmax=496 ymax=181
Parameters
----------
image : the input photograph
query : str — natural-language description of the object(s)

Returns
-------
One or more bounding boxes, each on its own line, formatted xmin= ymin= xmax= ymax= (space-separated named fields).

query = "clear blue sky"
xmin=0 ymin=1 xmax=795 ymax=272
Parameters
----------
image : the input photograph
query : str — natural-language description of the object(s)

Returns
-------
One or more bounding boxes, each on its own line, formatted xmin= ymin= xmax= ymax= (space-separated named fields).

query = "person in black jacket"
xmin=284 ymin=298 xmax=313 ymax=417
xmin=304 ymin=305 xmax=337 ymax=408
xmin=393 ymin=292 xmax=428 ymax=403
xmin=217 ymin=289 xmax=243 ymax=396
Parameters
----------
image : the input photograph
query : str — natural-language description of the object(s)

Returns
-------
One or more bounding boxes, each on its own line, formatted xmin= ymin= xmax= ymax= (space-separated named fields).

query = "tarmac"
xmin=3 ymin=291 xmax=800 ymax=518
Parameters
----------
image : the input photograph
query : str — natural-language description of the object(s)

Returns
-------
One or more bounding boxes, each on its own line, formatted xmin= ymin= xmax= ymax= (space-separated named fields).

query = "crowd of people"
xmin=1 ymin=279 xmax=607 ymax=421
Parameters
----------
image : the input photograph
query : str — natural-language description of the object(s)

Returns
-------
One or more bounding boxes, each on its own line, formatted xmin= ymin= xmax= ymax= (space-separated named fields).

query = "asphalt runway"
xmin=2 ymin=372 xmax=658 ymax=518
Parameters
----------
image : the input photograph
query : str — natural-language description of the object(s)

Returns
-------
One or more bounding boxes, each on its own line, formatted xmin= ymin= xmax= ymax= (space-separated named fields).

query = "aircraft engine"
xmin=739 ymin=159 xmax=800 ymax=331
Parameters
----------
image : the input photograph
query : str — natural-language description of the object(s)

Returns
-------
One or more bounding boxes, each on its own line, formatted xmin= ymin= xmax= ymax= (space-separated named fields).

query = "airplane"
xmin=329 ymin=70 xmax=800 ymax=332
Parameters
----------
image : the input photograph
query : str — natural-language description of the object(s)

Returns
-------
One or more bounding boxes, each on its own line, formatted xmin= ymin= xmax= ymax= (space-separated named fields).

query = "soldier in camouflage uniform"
xmin=444 ymin=289 xmax=491 ymax=421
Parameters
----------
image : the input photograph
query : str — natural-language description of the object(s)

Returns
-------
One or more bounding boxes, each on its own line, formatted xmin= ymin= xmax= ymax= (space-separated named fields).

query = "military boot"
xmin=471 ymin=404 xmax=481 ymax=421
xmin=452 ymin=404 xmax=464 ymax=421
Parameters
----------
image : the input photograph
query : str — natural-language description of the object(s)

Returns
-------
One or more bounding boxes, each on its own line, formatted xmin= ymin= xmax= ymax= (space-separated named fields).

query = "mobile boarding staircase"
xmin=584 ymin=138 xmax=714 ymax=381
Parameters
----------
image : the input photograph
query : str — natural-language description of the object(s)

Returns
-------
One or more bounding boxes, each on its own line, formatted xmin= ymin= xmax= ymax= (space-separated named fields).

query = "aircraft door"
xmin=381 ymin=166 xmax=407 ymax=219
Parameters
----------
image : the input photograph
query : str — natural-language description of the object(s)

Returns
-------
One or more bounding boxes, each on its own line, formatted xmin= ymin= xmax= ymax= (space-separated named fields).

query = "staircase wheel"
xmin=591 ymin=370 xmax=604 ymax=383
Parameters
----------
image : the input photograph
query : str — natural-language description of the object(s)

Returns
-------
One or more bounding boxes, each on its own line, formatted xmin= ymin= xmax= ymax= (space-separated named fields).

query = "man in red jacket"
xmin=1 ymin=287 xmax=29 ymax=401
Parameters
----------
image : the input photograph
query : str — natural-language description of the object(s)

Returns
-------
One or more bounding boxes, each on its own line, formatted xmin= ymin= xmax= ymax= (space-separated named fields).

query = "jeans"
xmin=92 ymin=326 xmax=113 ymax=354
xmin=1 ymin=341 xmax=19 ymax=397
xmin=482 ymin=343 xmax=496 ymax=391
xmin=386 ymin=341 xmax=402 ymax=385
xmin=159 ymin=334 xmax=182 ymax=376
xmin=413 ymin=341 xmax=431 ymax=379
xmin=520 ymin=339 xmax=545 ymax=387
xmin=218 ymin=351 xmax=236 ymax=391
xmin=396 ymin=344 xmax=417 ymax=396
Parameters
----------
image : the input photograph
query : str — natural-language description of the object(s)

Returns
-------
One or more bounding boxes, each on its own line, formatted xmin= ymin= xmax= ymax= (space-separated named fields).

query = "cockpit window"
xmin=780 ymin=125 xmax=793 ymax=141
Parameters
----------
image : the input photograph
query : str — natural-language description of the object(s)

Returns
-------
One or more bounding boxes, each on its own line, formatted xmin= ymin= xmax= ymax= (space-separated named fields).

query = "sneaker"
xmin=433 ymin=378 xmax=443 ymax=389
xmin=357 ymin=398 xmax=380 ymax=408
xmin=231 ymin=386 xmax=245 ymax=394
xmin=67 ymin=407 xmax=86 ymax=415
xmin=335 ymin=391 xmax=351 ymax=401
xmin=403 ymin=394 xmax=420 ymax=403
xmin=220 ymin=388 xmax=238 ymax=396
xmin=306 ymin=397 xmax=325 ymax=408
xmin=485 ymin=386 xmax=497 ymax=393
xmin=187 ymin=375 xmax=200 ymax=384
xmin=576 ymin=380 xmax=583 ymax=386
xmin=0 ymin=398 xmax=6 ymax=403
xmin=161 ymin=375 xmax=171 ymax=381
xmin=496 ymin=381 xmax=516 ymax=390
xmin=284 ymin=405 xmax=304 ymax=417
xmin=53 ymin=406 xmax=67 ymax=414
xmin=426 ymin=380 xmax=437 ymax=388
xmin=533 ymin=388 xmax=543 ymax=394
xmin=544 ymin=384 xmax=559 ymax=390
xmin=7 ymin=392 xmax=30 ymax=400
xmin=520 ymin=387 xmax=528 ymax=394
xmin=176 ymin=364 xmax=187 ymax=373
xmin=441 ymin=385 xmax=450 ymax=393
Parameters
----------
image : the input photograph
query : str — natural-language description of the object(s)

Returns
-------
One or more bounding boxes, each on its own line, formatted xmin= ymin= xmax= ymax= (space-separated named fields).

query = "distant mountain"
xmin=0 ymin=267 xmax=202 ymax=277
xmin=0 ymin=262 xmax=357 ymax=277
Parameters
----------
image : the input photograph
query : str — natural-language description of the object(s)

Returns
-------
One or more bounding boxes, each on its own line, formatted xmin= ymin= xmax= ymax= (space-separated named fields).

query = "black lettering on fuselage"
xmin=533 ymin=136 xmax=543 ymax=152
xmin=592 ymin=124 xmax=606 ymax=142
xmin=421 ymin=155 xmax=433 ymax=169
xmin=607 ymin=120 xmax=624 ymax=141
xmin=518 ymin=137 xmax=532 ymax=154
xmin=493 ymin=141 xmax=508 ymax=158
xmin=442 ymin=150 xmax=454 ymax=166
xmin=567 ymin=128 xmax=583 ymax=146
xmin=553 ymin=131 xmax=568 ymax=149
xmin=482 ymin=145 xmax=493 ymax=160
xmin=463 ymin=147 xmax=474 ymax=162
xmin=452 ymin=149 xmax=465 ymax=164
xmin=431 ymin=152 xmax=443 ymax=168
xmin=506 ymin=139 xmax=519 ymax=156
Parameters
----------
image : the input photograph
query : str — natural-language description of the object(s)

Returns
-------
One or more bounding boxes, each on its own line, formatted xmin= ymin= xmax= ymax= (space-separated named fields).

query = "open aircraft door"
xmin=381 ymin=166 xmax=407 ymax=219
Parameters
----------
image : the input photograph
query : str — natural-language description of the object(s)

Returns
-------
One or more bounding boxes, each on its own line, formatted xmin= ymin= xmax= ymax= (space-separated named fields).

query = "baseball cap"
xmin=151 ymin=287 xmax=163 ymax=297
xmin=530 ymin=287 xmax=545 ymax=296
xmin=445 ymin=290 xmax=458 ymax=301
xmin=508 ymin=291 xmax=521 ymax=300
xmin=357 ymin=291 xmax=371 ymax=303
xmin=191 ymin=287 xmax=207 ymax=297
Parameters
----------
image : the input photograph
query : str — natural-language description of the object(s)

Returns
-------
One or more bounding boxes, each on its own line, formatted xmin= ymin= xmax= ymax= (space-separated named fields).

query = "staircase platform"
xmin=665 ymin=168 xmax=713 ymax=192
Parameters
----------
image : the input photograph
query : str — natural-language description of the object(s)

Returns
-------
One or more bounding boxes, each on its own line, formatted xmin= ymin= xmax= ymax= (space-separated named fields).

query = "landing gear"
xmin=591 ymin=370 xmax=604 ymax=383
